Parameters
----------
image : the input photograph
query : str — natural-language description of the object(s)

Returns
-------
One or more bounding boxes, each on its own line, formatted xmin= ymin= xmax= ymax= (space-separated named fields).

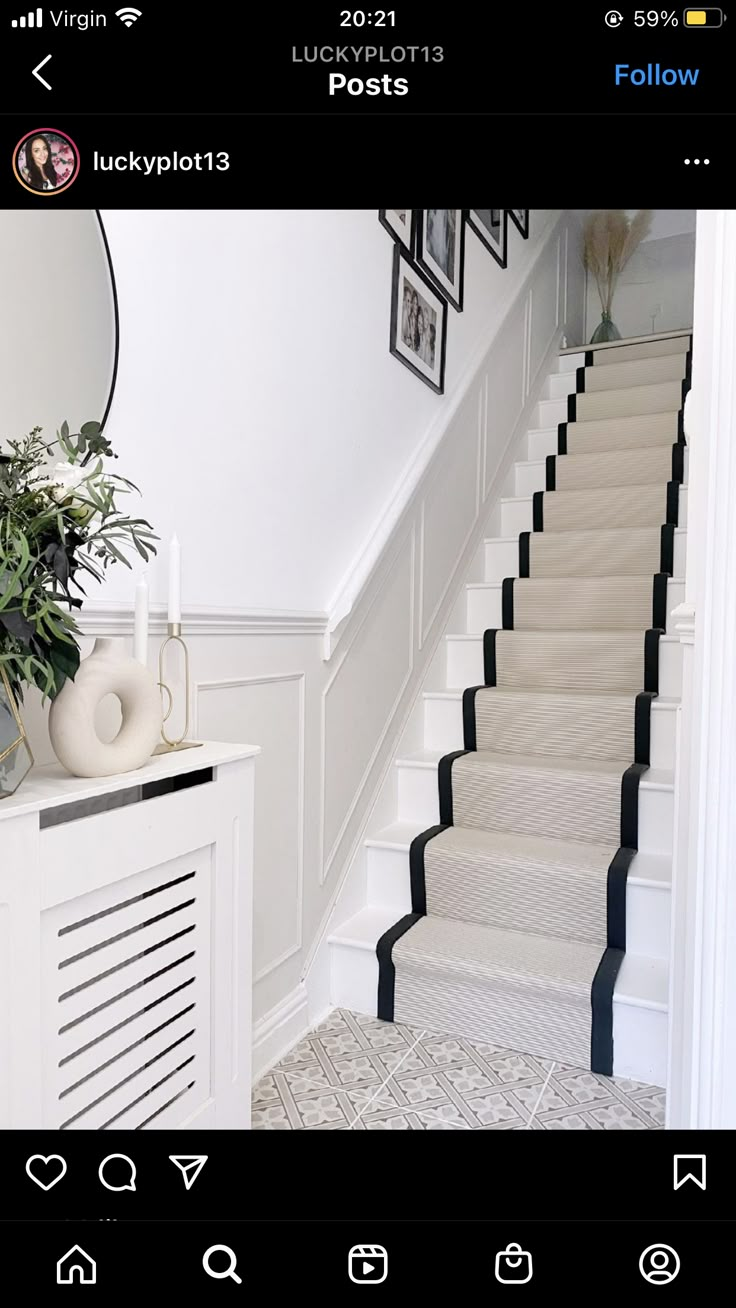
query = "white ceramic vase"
xmin=49 ymin=638 xmax=163 ymax=778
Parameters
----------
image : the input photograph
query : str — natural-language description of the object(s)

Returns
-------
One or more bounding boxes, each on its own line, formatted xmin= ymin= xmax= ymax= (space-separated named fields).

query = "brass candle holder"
xmin=153 ymin=622 xmax=203 ymax=754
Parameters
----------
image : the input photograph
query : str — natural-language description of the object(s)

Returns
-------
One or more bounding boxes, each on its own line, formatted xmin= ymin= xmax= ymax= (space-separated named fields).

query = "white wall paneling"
xmin=320 ymin=528 xmax=415 ymax=882
xmin=419 ymin=391 xmax=481 ymax=646
xmin=195 ymin=673 xmax=305 ymax=984
xmin=530 ymin=237 xmax=561 ymax=382
xmin=483 ymin=300 xmax=527 ymax=500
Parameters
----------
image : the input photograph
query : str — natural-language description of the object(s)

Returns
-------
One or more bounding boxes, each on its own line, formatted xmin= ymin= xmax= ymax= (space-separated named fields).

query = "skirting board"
xmin=252 ymin=984 xmax=319 ymax=1082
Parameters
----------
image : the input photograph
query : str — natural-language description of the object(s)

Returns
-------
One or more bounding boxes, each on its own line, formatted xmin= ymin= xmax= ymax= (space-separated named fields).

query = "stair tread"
xmin=517 ymin=446 xmax=679 ymax=470
xmin=484 ymin=527 xmax=687 ymax=543
xmin=502 ymin=481 xmax=688 ymax=503
xmin=433 ymin=687 xmax=681 ymax=711
xmin=456 ymin=749 xmax=630 ymax=778
xmin=397 ymin=746 xmax=674 ymax=790
xmin=366 ymin=821 xmax=426 ymax=849
xmin=446 ymin=630 xmax=681 ymax=644
xmin=366 ymin=823 xmax=672 ymax=889
xmin=466 ymin=577 xmax=683 ymax=590
xmin=393 ymin=914 xmax=602 ymax=993
xmin=328 ymin=905 xmax=399 ymax=948
xmin=329 ymin=907 xmax=669 ymax=1007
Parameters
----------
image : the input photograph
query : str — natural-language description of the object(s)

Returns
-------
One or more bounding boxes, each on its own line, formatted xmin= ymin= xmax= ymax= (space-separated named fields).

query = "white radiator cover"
xmin=0 ymin=741 xmax=257 ymax=1130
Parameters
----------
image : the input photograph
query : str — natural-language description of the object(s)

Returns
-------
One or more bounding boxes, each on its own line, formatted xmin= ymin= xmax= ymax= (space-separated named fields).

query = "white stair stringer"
xmin=325 ymin=342 xmax=684 ymax=1088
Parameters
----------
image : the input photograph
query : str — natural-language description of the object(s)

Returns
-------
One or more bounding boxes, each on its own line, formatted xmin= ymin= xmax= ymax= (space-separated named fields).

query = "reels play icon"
xmin=348 ymin=1245 xmax=388 ymax=1284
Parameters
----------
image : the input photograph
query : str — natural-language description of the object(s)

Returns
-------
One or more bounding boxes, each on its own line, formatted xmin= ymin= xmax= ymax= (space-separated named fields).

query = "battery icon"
xmin=684 ymin=8 xmax=724 ymax=23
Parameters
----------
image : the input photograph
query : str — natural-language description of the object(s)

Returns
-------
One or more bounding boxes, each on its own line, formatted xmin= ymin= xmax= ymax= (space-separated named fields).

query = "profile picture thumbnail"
xmin=13 ymin=128 xmax=79 ymax=195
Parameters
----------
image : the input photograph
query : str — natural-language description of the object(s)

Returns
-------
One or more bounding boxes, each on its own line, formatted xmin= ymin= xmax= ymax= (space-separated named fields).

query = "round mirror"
xmin=0 ymin=209 xmax=118 ymax=441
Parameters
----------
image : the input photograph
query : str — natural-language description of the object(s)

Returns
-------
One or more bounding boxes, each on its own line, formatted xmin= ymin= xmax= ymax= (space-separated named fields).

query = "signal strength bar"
xmin=11 ymin=7 xmax=43 ymax=25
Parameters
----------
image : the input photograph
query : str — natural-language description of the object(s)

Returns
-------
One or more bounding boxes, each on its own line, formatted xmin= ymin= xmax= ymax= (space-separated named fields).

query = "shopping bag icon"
xmin=495 ymin=1242 xmax=533 ymax=1284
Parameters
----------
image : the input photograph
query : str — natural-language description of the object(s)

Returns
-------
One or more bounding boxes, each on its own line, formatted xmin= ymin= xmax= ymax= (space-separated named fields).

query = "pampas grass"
xmin=584 ymin=209 xmax=652 ymax=317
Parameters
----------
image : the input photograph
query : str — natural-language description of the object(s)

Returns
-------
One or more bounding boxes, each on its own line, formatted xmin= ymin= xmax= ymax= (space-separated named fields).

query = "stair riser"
xmin=445 ymin=634 xmax=684 ymax=698
xmin=527 ymin=426 xmax=560 ymax=460
xmin=535 ymin=397 xmax=569 ymax=427
xmin=514 ymin=448 xmax=689 ymax=497
xmin=557 ymin=353 xmax=585 ymax=372
xmin=466 ymin=579 xmax=685 ymax=633
xmin=544 ymin=372 xmax=578 ymax=400
xmin=612 ymin=1002 xmax=668 ymax=1087
xmin=501 ymin=483 xmax=689 ymax=534
xmin=423 ymin=694 xmax=678 ymax=770
xmin=366 ymin=843 xmax=670 ymax=960
xmin=396 ymin=761 xmax=674 ymax=856
xmin=484 ymin=530 xmax=687 ymax=582
xmin=328 ymin=937 xmax=667 ymax=1086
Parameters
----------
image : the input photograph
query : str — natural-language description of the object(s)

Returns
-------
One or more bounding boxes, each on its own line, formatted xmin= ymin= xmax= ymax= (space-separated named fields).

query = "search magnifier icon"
xmin=203 ymin=1245 xmax=242 ymax=1285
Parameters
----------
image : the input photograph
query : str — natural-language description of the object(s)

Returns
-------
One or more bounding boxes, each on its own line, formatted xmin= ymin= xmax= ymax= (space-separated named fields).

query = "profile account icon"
xmin=13 ymin=127 xmax=80 ymax=195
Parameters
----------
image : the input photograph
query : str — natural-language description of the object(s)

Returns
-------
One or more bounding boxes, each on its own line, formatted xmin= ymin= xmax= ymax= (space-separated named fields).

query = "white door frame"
xmin=667 ymin=209 xmax=736 ymax=1128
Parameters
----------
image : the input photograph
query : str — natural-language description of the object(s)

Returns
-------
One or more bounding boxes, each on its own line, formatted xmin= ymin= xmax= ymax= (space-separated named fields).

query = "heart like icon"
xmin=26 ymin=1154 xmax=67 ymax=1191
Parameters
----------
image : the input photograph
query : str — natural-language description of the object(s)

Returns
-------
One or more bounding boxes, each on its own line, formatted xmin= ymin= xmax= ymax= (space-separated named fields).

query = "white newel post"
xmin=667 ymin=210 xmax=736 ymax=1128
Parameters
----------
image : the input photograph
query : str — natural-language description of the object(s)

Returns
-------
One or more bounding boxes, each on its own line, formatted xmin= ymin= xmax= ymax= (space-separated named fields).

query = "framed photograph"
xmin=390 ymin=246 xmax=447 ymax=394
xmin=379 ymin=209 xmax=415 ymax=253
xmin=509 ymin=209 xmax=530 ymax=239
xmin=415 ymin=209 xmax=465 ymax=312
xmin=466 ymin=208 xmax=508 ymax=268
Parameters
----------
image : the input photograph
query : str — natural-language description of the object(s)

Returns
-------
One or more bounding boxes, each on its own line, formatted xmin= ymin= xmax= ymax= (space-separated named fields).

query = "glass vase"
xmin=590 ymin=312 xmax=622 ymax=344
xmin=0 ymin=666 xmax=34 ymax=800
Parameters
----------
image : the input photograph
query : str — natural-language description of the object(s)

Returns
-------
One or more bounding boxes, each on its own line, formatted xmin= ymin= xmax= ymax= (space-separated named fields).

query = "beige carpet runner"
xmin=377 ymin=337 xmax=690 ymax=1073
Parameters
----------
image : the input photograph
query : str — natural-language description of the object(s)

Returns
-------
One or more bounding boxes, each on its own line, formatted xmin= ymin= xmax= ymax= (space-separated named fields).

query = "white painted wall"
xmin=99 ymin=209 xmax=562 ymax=615
xmin=579 ymin=209 xmax=695 ymax=342
xmin=0 ymin=210 xmax=115 ymax=441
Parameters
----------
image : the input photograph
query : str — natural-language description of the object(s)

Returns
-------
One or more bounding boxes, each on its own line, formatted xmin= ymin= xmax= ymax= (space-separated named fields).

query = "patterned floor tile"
xmin=292 ymin=1092 xmax=352 ymax=1129
xmin=556 ymin=1071 xmax=619 ymax=1104
xmin=391 ymin=1070 xmax=448 ymax=1106
xmin=412 ymin=1104 xmax=472 ymax=1130
xmin=252 ymin=1009 xmax=665 ymax=1131
xmin=629 ymin=1092 xmax=666 ymax=1126
xmin=538 ymin=1111 xmax=602 ymax=1131
xmin=344 ymin=1082 xmax=403 ymax=1118
xmin=374 ymin=1046 xmax=429 ymax=1077
xmin=463 ymin=1089 xmax=532 ymax=1127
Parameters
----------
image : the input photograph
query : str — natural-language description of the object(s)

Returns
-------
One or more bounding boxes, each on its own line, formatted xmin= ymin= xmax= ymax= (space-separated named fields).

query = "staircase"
xmin=329 ymin=333 xmax=691 ymax=1088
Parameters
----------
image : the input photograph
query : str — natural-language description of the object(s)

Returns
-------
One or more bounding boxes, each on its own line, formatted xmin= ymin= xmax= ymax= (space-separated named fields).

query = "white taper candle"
xmin=133 ymin=571 xmax=149 ymax=665
xmin=168 ymin=534 xmax=182 ymax=625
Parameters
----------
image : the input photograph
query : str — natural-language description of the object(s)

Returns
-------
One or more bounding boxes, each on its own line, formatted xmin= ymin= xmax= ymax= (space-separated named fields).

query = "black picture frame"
xmin=508 ymin=209 xmax=530 ymax=239
xmin=415 ymin=209 xmax=465 ymax=313
xmin=466 ymin=208 xmax=508 ymax=269
xmin=379 ymin=209 xmax=415 ymax=254
xmin=389 ymin=244 xmax=448 ymax=395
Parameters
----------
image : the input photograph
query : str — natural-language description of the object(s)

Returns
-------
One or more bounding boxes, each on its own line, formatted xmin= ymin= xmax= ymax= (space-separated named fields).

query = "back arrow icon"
xmin=32 ymin=54 xmax=52 ymax=90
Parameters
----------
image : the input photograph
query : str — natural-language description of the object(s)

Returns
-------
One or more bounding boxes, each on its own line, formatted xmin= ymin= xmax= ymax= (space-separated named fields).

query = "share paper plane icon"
xmin=169 ymin=1155 xmax=208 ymax=1191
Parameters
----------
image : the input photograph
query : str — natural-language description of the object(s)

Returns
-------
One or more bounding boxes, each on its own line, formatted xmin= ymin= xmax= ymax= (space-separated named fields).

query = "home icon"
xmin=57 ymin=1245 xmax=97 ymax=1285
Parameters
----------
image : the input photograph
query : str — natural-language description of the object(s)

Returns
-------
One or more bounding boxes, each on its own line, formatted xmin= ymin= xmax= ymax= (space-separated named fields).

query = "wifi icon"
xmin=116 ymin=6 xmax=142 ymax=25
